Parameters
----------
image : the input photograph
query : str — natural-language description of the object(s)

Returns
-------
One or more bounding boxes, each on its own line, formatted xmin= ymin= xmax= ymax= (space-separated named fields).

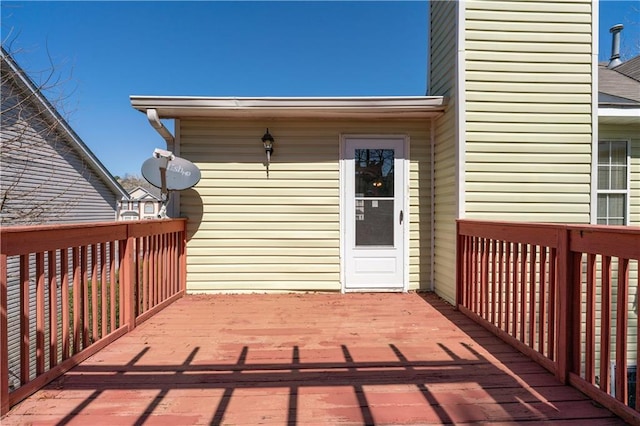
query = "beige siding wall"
xmin=429 ymin=0 xmax=458 ymax=304
xmin=179 ymin=119 xmax=431 ymax=293
xmin=597 ymin=123 xmax=640 ymax=369
xmin=464 ymin=0 xmax=594 ymax=223
xmin=599 ymin=123 xmax=640 ymax=226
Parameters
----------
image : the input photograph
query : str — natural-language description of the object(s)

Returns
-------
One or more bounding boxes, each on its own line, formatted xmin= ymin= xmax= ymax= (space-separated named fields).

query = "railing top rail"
xmin=457 ymin=220 xmax=563 ymax=247
xmin=1 ymin=219 xmax=187 ymax=256
xmin=569 ymin=227 xmax=640 ymax=260
xmin=457 ymin=219 xmax=639 ymax=259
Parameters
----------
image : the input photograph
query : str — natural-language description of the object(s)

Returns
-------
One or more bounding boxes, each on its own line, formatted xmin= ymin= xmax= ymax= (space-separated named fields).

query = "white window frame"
xmin=596 ymin=140 xmax=630 ymax=225
xmin=144 ymin=201 xmax=155 ymax=215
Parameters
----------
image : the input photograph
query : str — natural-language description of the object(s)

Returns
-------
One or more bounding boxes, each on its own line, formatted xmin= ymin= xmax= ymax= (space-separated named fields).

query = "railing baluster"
xmin=48 ymin=251 xmax=57 ymax=369
xmin=91 ymin=244 xmax=98 ymax=343
xmin=497 ymin=240 xmax=504 ymax=330
xmin=35 ymin=252 xmax=45 ymax=376
xmin=512 ymin=243 xmax=519 ymax=342
xmin=505 ymin=242 xmax=511 ymax=335
xmin=0 ymin=253 xmax=8 ymax=414
xmin=538 ymin=247 xmax=547 ymax=356
xmin=61 ymin=249 xmax=69 ymax=360
xmin=143 ymin=236 xmax=149 ymax=312
xmin=528 ymin=245 xmax=536 ymax=349
xmin=100 ymin=243 xmax=107 ymax=339
xmin=480 ymin=238 xmax=487 ymax=318
xmin=585 ymin=253 xmax=597 ymax=384
xmin=20 ymin=254 xmax=29 ymax=385
xmin=548 ymin=247 xmax=556 ymax=362
xmin=109 ymin=242 xmax=116 ymax=333
xmin=72 ymin=247 xmax=81 ymax=354
xmin=81 ymin=246 xmax=89 ymax=348
xmin=519 ymin=243 xmax=527 ymax=343
xmin=600 ymin=255 xmax=612 ymax=393
xmin=150 ymin=235 xmax=156 ymax=308
xmin=163 ymin=234 xmax=169 ymax=301
xmin=615 ymin=257 xmax=630 ymax=404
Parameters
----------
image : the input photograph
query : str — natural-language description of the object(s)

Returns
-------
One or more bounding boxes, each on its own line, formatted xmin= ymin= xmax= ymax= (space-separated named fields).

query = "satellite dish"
xmin=141 ymin=156 xmax=201 ymax=191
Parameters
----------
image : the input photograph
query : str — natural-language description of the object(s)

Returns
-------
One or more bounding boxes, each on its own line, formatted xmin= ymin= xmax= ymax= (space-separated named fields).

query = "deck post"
xmin=179 ymin=227 xmax=187 ymax=294
xmin=1 ymin=253 xmax=9 ymax=415
xmin=122 ymin=228 xmax=137 ymax=331
xmin=455 ymin=221 xmax=463 ymax=308
xmin=555 ymin=226 xmax=575 ymax=384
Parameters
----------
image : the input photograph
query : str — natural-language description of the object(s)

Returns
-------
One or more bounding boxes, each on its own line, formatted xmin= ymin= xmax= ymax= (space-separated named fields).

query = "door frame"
xmin=339 ymin=134 xmax=410 ymax=292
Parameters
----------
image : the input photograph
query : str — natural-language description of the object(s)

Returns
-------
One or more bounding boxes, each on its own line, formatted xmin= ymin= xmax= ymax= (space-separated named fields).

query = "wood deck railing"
xmin=457 ymin=219 xmax=640 ymax=424
xmin=0 ymin=219 xmax=187 ymax=415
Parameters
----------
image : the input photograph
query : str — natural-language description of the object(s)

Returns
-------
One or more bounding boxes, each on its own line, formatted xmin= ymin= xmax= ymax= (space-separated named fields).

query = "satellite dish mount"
xmin=141 ymin=148 xmax=202 ymax=219
xmin=153 ymin=148 xmax=174 ymax=218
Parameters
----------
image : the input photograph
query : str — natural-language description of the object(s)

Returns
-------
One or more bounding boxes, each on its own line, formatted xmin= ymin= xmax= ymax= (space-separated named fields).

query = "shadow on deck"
xmin=1 ymin=292 xmax=625 ymax=425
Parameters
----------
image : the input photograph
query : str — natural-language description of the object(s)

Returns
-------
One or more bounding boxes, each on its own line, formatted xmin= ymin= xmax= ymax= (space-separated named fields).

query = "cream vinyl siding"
xmin=429 ymin=0 xmax=458 ymax=304
xmin=463 ymin=0 xmax=594 ymax=224
xmin=596 ymin=123 xmax=640 ymax=369
xmin=179 ymin=119 xmax=430 ymax=293
xmin=598 ymin=124 xmax=640 ymax=226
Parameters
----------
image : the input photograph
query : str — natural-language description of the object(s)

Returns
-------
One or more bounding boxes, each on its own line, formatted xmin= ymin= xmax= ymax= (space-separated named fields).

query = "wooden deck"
xmin=1 ymin=292 xmax=625 ymax=425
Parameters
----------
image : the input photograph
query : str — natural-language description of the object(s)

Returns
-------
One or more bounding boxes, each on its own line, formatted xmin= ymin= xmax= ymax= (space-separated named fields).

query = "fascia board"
xmin=130 ymin=96 xmax=448 ymax=119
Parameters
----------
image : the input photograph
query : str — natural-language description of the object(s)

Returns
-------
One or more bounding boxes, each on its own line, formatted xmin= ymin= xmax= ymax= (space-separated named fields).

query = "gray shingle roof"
xmin=599 ymin=57 xmax=640 ymax=106
xmin=614 ymin=55 xmax=640 ymax=82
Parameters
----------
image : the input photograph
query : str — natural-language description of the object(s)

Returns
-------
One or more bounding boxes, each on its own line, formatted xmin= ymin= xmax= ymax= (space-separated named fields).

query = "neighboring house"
xmin=0 ymin=47 xmax=128 ymax=225
xmin=118 ymin=186 xmax=163 ymax=220
xmin=1 ymin=47 xmax=128 ymax=391
xmin=130 ymin=2 xmax=637 ymax=302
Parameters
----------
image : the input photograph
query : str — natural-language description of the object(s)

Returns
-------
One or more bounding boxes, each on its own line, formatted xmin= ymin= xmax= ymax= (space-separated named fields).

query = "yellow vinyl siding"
xmin=599 ymin=123 xmax=640 ymax=226
xmin=180 ymin=119 xmax=431 ymax=293
xmin=429 ymin=0 xmax=458 ymax=304
xmin=596 ymin=125 xmax=640 ymax=369
xmin=463 ymin=0 xmax=594 ymax=224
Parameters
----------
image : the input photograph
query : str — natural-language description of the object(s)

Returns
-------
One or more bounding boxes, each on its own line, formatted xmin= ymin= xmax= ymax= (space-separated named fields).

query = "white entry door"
xmin=342 ymin=136 xmax=407 ymax=291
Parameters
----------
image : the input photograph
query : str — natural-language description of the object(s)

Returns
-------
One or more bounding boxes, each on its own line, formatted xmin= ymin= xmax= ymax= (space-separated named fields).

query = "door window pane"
xmin=355 ymin=149 xmax=394 ymax=198
xmin=355 ymin=199 xmax=394 ymax=246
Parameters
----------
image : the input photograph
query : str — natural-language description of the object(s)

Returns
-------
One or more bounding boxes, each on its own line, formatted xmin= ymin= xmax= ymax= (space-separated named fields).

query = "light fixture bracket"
xmin=261 ymin=128 xmax=275 ymax=177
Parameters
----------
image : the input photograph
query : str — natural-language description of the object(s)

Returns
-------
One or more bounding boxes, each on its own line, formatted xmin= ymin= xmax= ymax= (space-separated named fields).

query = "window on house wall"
xmin=597 ymin=140 xmax=629 ymax=225
xmin=144 ymin=202 xmax=154 ymax=214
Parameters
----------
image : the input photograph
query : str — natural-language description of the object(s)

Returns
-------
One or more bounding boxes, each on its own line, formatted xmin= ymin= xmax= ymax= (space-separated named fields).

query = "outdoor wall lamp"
xmin=261 ymin=128 xmax=275 ymax=177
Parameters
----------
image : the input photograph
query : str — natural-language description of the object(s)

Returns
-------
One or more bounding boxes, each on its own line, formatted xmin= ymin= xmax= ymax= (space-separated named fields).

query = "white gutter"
xmin=130 ymin=96 xmax=447 ymax=120
xmin=146 ymin=108 xmax=175 ymax=148
xmin=598 ymin=108 xmax=640 ymax=117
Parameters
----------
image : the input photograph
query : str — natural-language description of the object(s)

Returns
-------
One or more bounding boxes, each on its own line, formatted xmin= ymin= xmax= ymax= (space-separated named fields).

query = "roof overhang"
xmin=598 ymin=106 xmax=640 ymax=125
xmin=130 ymin=96 xmax=447 ymax=120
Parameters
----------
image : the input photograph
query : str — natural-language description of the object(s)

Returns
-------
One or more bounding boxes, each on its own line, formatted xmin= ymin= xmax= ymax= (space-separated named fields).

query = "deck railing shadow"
xmin=44 ymin=340 xmax=568 ymax=425
xmin=456 ymin=219 xmax=640 ymax=425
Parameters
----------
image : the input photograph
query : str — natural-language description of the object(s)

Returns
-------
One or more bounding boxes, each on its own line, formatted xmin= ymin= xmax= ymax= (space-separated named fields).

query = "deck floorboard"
xmin=2 ymin=292 xmax=626 ymax=425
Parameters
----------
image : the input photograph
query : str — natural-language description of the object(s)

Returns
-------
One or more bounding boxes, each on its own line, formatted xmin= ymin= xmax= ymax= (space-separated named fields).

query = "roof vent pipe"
xmin=608 ymin=24 xmax=624 ymax=69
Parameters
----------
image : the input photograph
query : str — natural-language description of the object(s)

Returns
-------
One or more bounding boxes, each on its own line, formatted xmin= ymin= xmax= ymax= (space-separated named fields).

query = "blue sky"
xmin=2 ymin=1 xmax=639 ymax=178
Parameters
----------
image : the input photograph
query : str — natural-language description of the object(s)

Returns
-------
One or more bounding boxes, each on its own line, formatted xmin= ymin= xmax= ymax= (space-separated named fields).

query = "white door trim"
xmin=339 ymin=134 xmax=409 ymax=292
